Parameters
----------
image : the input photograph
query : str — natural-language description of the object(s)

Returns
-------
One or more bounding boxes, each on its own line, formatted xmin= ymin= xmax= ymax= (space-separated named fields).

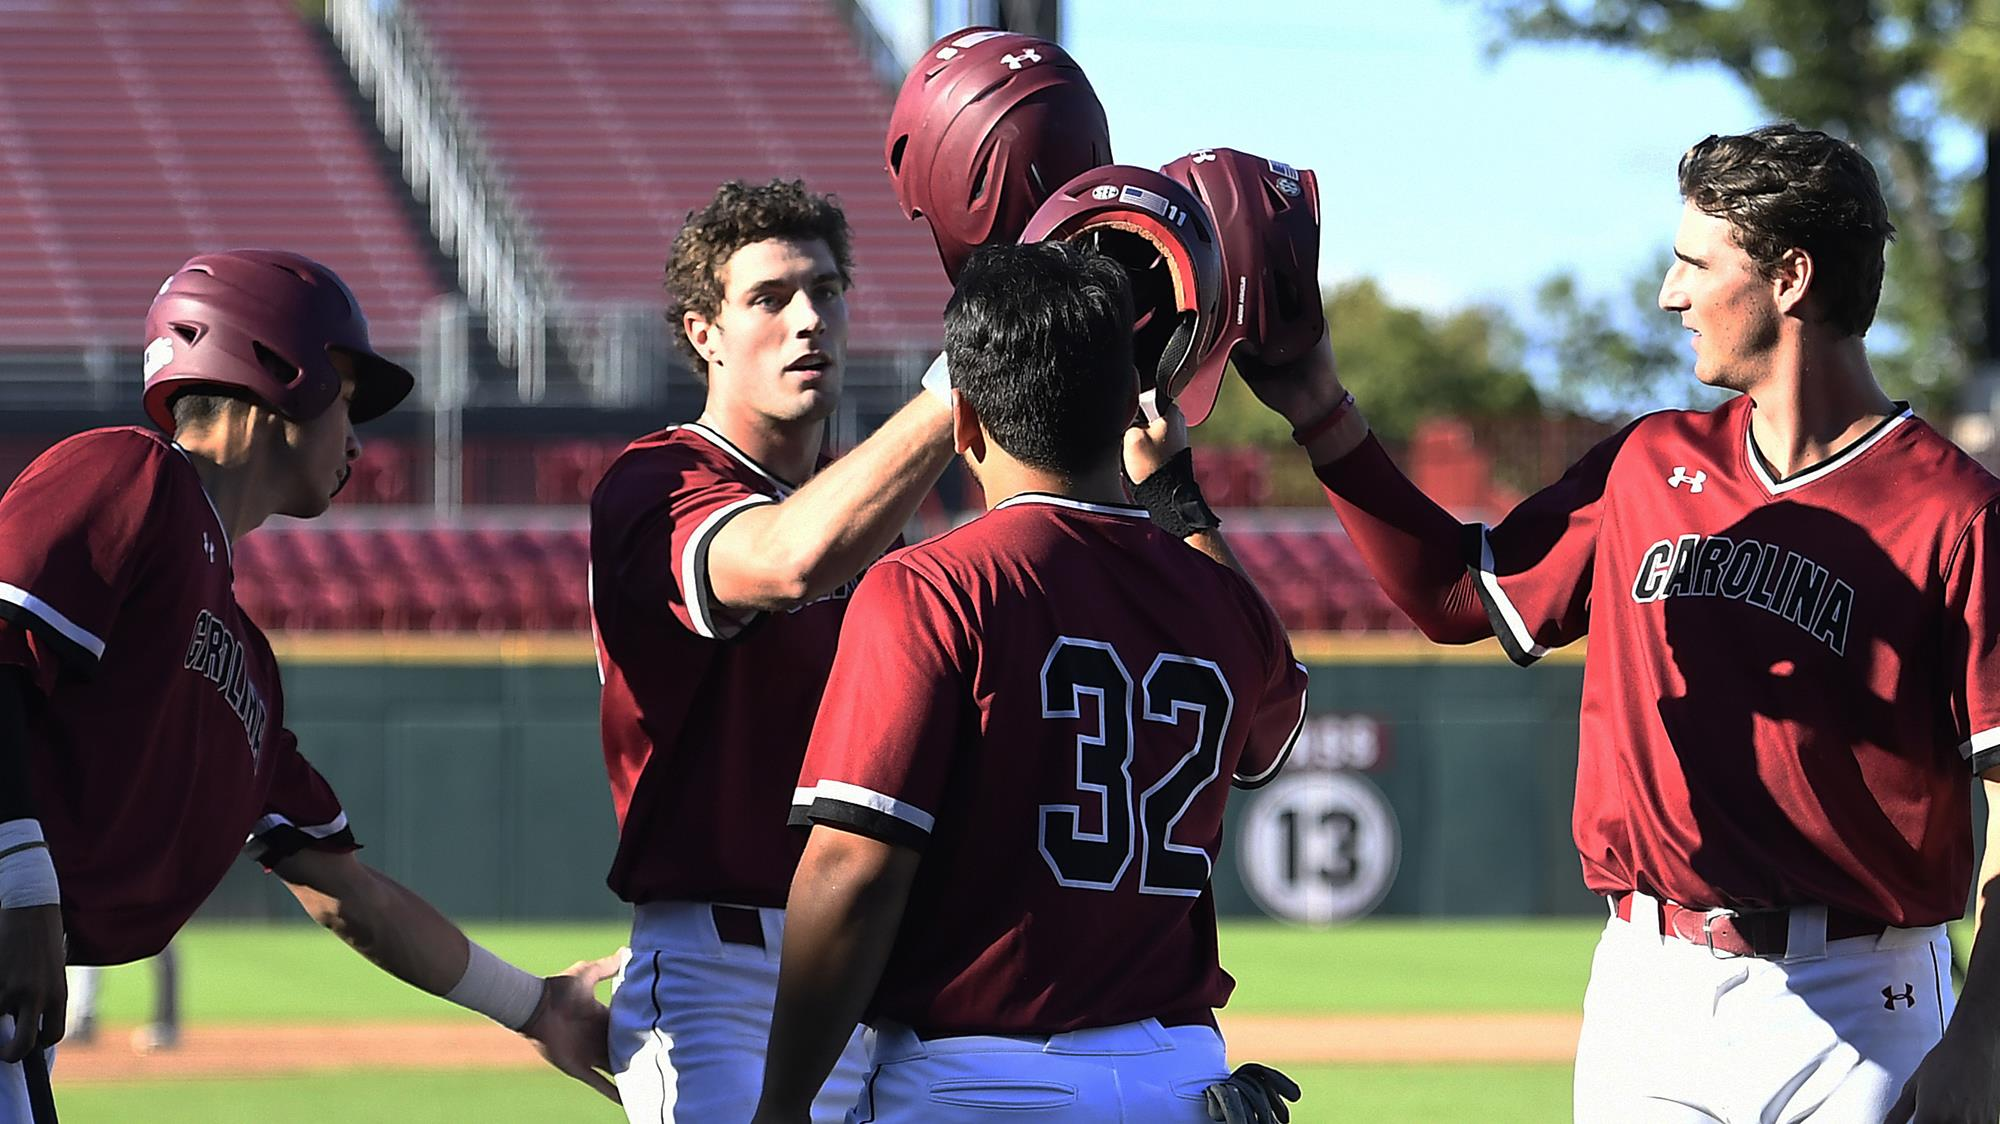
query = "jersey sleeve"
xmin=1945 ymin=500 xmax=2000 ymax=775
xmin=1470 ymin=420 xmax=1641 ymax=667
xmin=246 ymin=728 xmax=361 ymax=867
xmin=0 ymin=431 xmax=170 ymax=683
xmin=1234 ymin=590 xmax=1310 ymax=789
xmin=791 ymin=559 xmax=971 ymax=852
xmin=594 ymin=449 xmax=776 ymax=641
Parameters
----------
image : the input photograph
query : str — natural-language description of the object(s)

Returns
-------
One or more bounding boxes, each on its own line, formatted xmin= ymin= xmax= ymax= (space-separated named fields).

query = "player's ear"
xmin=1772 ymin=246 xmax=1814 ymax=318
xmin=952 ymin=388 xmax=985 ymax=460
xmin=683 ymin=310 xmax=719 ymax=369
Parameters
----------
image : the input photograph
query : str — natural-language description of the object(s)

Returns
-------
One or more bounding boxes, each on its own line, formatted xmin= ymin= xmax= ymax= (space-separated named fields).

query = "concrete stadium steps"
xmin=0 ymin=0 xmax=448 ymax=350
xmin=405 ymin=0 xmax=950 ymax=351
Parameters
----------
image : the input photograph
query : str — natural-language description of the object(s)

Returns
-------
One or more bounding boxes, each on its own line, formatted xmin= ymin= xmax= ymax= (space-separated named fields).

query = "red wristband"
xmin=1290 ymin=392 xmax=1356 ymax=446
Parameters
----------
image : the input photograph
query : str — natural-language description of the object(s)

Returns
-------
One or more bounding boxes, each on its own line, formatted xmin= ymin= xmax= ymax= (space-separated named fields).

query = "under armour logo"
xmin=1883 ymin=984 xmax=1915 ymax=1010
xmin=1190 ymin=150 xmax=1217 ymax=164
xmin=1667 ymin=467 xmax=1707 ymax=493
xmin=1001 ymin=48 xmax=1041 ymax=69
xmin=202 ymin=532 xmax=216 ymax=563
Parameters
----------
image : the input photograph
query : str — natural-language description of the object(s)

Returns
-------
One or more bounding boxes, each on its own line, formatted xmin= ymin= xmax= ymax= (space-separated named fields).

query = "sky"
xmin=859 ymin=0 xmax=1771 ymax=319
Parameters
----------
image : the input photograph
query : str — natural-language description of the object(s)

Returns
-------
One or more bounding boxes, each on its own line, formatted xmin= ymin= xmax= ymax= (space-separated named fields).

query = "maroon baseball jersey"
xmin=591 ymin=422 xmax=860 ymax=907
xmin=1473 ymin=397 xmax=2000 ymax=926
xmin=794 ymin=494 xmax=1309 ymax=1037
xmin=0 ymin=427 xmax=355 ymax=965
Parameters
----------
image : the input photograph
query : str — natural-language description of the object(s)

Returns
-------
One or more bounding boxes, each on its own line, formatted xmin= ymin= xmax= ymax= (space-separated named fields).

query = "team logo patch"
xmin=1091 ymin=185 xmax=1120 ymax=201
xmin=1667 ymin=466 xmax=1706 ymax=493
xmin=1273 ymin=177 xmax=1302 ymax=197
xmin=143 ymin=335 xmax=176 ymax=379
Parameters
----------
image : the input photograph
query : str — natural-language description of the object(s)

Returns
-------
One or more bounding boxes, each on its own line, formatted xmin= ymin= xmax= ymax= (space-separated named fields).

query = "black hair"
xmin=944 ymin=241 xmax=1136 ymax=477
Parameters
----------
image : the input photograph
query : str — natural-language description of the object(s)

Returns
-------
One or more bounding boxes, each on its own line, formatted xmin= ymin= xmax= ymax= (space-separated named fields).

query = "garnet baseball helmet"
xmin=1161 ymin=148 xmax=1324 ymax=424
xmin=1020 ymin=165 xmax=1223 ymax=410
xmin=886 ymin=27 xmax=1112 ymax=281
xmin=141 ymin=249 xmax=415 ymax=433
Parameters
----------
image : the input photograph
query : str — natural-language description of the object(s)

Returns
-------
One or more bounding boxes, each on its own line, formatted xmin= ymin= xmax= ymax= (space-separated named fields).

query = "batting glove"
xmin=1204 ymin=1062 xmax=1302 ymax=1124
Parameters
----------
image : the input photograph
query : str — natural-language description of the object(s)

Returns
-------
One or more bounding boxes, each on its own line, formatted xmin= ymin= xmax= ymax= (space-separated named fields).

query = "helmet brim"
xmin=340 ymin=348 xmax=415 ymax=424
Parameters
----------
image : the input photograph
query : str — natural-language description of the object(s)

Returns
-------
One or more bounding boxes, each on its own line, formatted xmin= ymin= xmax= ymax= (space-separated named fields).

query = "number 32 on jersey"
xmin=1038 ymin=636 xmax=1234 ymax=898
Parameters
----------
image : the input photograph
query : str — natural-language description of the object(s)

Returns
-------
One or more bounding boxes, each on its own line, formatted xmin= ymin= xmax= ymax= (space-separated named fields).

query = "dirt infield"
xmin=51 ymin=1013 xmax=1581 ymax=1084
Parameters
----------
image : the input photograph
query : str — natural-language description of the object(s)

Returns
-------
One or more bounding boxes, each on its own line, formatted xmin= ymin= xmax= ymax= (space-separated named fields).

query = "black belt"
xmin=710 ymin=903 xmax=765 ymax=950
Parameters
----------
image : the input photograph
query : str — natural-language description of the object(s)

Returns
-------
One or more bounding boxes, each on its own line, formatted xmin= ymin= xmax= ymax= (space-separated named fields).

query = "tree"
xmin=1533 ymin=257 xmax=1731 ymax=419
xmin=1475 ymin=0 xmax=1985 ymax=411
xmin=1201 ymin=279 xmax=1542 ymax=504
xmin=1203 ymin=278 xmax=1542 ymax=449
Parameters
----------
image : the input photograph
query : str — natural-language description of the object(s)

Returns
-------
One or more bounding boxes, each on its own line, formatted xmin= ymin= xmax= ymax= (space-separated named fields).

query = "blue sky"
xmin=862 ymin=0 xmax=1769 ymax=318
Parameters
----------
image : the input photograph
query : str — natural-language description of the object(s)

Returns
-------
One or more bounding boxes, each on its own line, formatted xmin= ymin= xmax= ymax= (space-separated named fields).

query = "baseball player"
xmin=594 ymin=28 xmax=1115 ymax=1121
xmin=0 ymin=250 xmax=616 ymax=1124
xmin=1241 ymin=124 xmax=2000 ymax=1121
xmin=589 ymin=178 xmax=956 ymax=1122
xmin=753 ymin=240 xmax=1308 ymax=1123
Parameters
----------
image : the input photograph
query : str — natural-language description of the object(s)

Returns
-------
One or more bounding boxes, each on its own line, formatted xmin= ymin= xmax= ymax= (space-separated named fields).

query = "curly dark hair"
xmin=1678 ymin=124 xmax=1896 ymax=337
xmin=664 ymin=179 xmax=855 ymax=372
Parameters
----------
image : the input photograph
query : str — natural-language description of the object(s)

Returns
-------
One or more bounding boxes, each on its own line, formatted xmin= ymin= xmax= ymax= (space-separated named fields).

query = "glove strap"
xmin=1134 ymin=448 xmax=1221 ymax=538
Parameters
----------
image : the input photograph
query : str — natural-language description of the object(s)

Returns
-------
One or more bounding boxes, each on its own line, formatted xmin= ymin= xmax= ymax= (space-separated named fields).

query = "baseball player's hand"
xmin=0 ymin=904 xmax=65 ymax=1062
xmin=1123 ymin=390 xmax=1190 ymax=486
xmin=1204 ymin=1062 xmax=1302 ymax=1124
xmin=1236 ymin=332 xmax=1347 ymax=431
xmin=1885 ymin=1021 xmax=2000 ymax=1123
xmin=519 ymin=950 xmax=622 ymax=1104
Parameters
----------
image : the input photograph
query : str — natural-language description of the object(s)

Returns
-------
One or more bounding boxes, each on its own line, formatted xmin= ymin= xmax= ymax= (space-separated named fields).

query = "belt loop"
xmin=760 ymin=905 xmax=781 ymax=958
xmin=1628 ymin=890 xmax=1664 ymax=943
xmin=1786 ymin=904 xmax=1827 ymax=961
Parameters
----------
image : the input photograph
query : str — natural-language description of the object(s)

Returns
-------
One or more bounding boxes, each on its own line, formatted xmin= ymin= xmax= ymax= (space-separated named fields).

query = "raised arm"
xmin=270 ymin=847 xmax=621 ymax=1102
xmin=1239 ymin=337 xmax=1491 ymax=643
xmin=706 ymin=393 xmax=956 ymax=613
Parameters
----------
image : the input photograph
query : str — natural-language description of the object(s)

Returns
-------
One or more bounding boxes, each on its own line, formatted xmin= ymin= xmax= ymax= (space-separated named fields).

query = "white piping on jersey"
xmin=681 ymin=495 xmax=775 ymax=640
xmin=993 ymin=492 xmax=1150 ymax=518
xmin=674 ymin=423 xmax=798 ymax=496
xmin=1473 ymin=527 xmax=1550 ymax=662
xmin=248 ymin=811 xmax=350 ymax=841
xmin=1745 ymin=408 xmax=1912 ymax=496
xmin=170 ymin=441 xmax=234 ymax=567
xmin=796 ymin=779 xmax=937 ymax=834
xmin=1961 ymin=726 xmax=2000 ymax=762
xmin=0 ymin=582 xmax=105 ymax=660
xmin=1235 ymin=660 xmax=1310 ymax=786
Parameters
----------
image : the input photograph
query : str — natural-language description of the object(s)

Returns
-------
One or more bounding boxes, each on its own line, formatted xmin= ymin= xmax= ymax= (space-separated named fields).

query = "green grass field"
xmin=52 ymin=918 xmax=1605 ymax=1122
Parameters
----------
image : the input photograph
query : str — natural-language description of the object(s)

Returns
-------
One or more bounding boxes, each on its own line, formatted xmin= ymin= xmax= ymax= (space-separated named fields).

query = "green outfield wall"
xmin=199 ymin=634 xmax=1605 ymax=923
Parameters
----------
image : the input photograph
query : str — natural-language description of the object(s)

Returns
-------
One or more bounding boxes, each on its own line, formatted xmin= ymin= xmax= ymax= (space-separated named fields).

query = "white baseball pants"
xmin=0 ymin=1016 xmax=54 ymax=1124
xmin=851 ymin=1017 xmax=1231 ymax=1122
xmin=1574 ymin=892 xmax=1954 ymax=1123
xmin=609 ymin=901 xmax=867 ymax=1124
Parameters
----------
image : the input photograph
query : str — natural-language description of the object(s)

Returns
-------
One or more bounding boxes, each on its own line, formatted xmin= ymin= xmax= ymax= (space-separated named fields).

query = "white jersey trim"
xmin=993 ymin=492 xmax=1150 ymax=519
xmin=681 ymin=495 xmax=776 ymax=640
xmin=249 ymin=811 xmax=349 ymax=840
xmin=1235 ymin=661 xmax=1309 ymax=787
xmin=1747 ymin=408 xmax=1912 ymax=496
xmin=1472 ymin=527 xmax=1548 ymax=661
xmin=797 ymin=780 xmax=936 ymax=834
xmin=675 ymin=423 xmax=798 ymax=496
xmin=0 ymin=582 xmax=105 ymax=660
xmin=1960 ymin=726 xmax=2000 ymax=761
